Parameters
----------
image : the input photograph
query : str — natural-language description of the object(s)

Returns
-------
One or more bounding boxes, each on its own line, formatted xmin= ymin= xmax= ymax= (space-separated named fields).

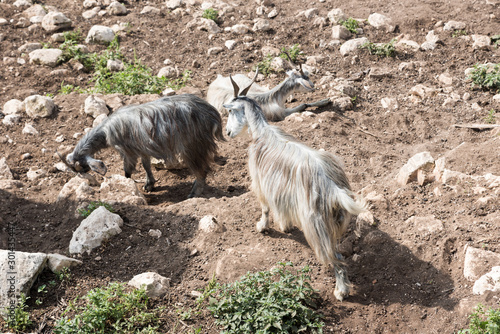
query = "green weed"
xmin=340 ymin=17 xmax=359 ymax=34
xmin=78 ymin=201 xmax=115 ymax=218
xmin=452 ymin=29 xmax=468 ymax=38
xmin=55 ymin=267 xmax=72 ymax=284
xmin=3 ymin=293 xmax=32 ymax=332
xmin=468 ymin=63 xmax=500 ymax=93
xmin=457 ymin=304 xmax=500 ymax=334
xmin=280 ymin=44 xmax=302 ymax=63
xmin=58 ymin=82 xmax=85 ymax=95
xmin=484 ymin=109 xmax=496 ymax=124
xmin=204 ymin=262 xmax=324 ymax=334
xmin=256 ymin=44 xmax=303 ymax=77
xmin=360 ymin=39 xmax=396 ymax=57
xmin=53 ymin=282 xmax=163 ymax=334
xmin=202 ymin=8 xmax=219 ymax=23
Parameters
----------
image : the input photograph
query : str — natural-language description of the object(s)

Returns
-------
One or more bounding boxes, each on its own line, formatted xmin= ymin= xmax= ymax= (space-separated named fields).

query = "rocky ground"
xmin=0 ymin=0 xmax=500 ymax=333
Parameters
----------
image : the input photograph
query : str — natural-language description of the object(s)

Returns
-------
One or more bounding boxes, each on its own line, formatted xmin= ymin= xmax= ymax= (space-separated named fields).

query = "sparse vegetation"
xmin=468 ymin=63 xmax=500 ymax=93
xmin=202 ymin=8 xmax=219 ymax=23
xmin=452 ymin=29 xmax=468 ymax=37
xmin=280 ymin=43 xmax=302 ymax=63
xmin=3 ymin=293 xmax=32 ymax=332
xmin=53 ymin=283 xmax=163 ymax=334
xmin=340 ymin=17 xmax=359 ymax=34
xmin=55 ymin=267 xmax=72 ymax=284
xmin=256 ymin=44 xmax=303 ymax=76
xmin=203 ymin=262 xmax=324 ymax=334
xmin=360 ymin=39 xmax=397 ymax=57
xmin=78 ymin=201 xmax=115 ymax=218
xmin=484 ymin=109 xmax=496 ymax=124
xmin=457 ymin=304 xmax=500 ymax=334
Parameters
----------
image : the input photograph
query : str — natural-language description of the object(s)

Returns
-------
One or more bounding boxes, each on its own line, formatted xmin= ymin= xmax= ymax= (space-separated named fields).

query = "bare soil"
xmin=0 ymin=0 xmax=499 ymax=333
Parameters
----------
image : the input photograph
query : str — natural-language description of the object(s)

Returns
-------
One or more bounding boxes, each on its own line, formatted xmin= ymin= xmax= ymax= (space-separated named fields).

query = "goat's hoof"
xmin=256 ymin=220 xmax=269 ymax=233
xmin=334 ymin=285 xmax=350 ymax=302
xmin=143 ymin=185 xmax=154 ymax=192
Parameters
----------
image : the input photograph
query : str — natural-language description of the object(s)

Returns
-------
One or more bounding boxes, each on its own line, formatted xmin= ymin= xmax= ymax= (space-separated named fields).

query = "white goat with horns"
xmin=223 ymin=72 xmax=365 ymax=301
xmin=207 ymin=53 xmax=330 ymax=121
xmin=59 ymin=94 xmax=225 ymax=198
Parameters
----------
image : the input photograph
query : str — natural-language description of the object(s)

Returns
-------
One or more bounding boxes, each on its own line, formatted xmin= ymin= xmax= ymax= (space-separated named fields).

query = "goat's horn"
xmin=229 ymin=75 xmax=240 ymax=98
xmin=283 ymin=51 xmax=294 ymax=65
xmin=299 ymin=63 xmax=305 ymax=76
xmin=56 ymin=150 xmax=77 ymax=174
xmin=240 ymin=67 xmax=259 ymax=96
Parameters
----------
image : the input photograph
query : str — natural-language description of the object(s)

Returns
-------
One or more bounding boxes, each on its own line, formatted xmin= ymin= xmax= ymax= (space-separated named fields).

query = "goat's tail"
xmin=213 ymin=119 xmax=226 ymax=142
xmin=301 ymin=188 xmax=366 ymax=268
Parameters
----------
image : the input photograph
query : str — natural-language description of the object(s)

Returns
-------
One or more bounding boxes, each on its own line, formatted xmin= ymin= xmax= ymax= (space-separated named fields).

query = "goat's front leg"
xmin=256 ymin=203 xmax=270 ymax=233
xmin=188 ymin=177 xmax=206 ymax=198
xmin=306 ymin=98 xmax=331 ymax=108
xmin=141 ymin=156 xmax=155 ymax=192
xmin=333 ymin=253 xmax=351 ymax=301
xmin=123 ymin=156 xmax=137 ymax=179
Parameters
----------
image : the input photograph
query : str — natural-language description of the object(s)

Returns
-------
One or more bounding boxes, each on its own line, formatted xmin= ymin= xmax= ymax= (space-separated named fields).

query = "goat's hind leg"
xmin=333 ymin=252 xmax=351 ymax=301
xmin=256 ymin=194 xmax=270 ymax=232
xmin=141 ymin=156 xmax=156 ymax=192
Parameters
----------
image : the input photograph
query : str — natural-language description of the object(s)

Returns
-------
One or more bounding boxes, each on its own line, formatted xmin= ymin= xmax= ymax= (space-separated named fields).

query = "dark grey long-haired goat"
xmin=207 ymin=57 xmax=330 ymax=121
xmin=223 ymin=75 xmax=365 ymax=301
xmin=62 ymin=94 xmax=225 ymax=198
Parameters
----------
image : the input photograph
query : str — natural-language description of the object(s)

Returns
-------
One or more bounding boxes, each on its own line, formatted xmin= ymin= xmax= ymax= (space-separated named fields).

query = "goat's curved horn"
xmin=299 ymin=63 xmax=305 ymax=76
xmin=240 ymin=68 xmax=259 ymax=96
xmin=283 ymin=51 xmax=294 ymax=65
xmin=56 ymin=150 xmax=77 ymax=174
xmin=229 ymin=75 xmax=240 ymax=98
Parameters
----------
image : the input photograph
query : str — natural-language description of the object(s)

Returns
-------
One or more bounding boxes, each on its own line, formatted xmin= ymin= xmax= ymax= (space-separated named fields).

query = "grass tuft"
xmin=360 ymin=39 xmax=396 ymax=57
xmin=458 ymin=304 xmax=500 ymax=334
xmin=468 ymin=63 xmax=500 ymax=93
xmin=78 ymin=201 xmax=115 ymax=218
xmin=340 ymin=17 xmax=359 ymax=34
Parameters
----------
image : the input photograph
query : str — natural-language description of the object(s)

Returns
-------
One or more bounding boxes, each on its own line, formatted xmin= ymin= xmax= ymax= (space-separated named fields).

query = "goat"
xmin=61 ymin=94 xmax=224 ymax=198
xmin=223 ymin=75 xmax=365 ymax=301
xmin=207 ymin=58 xmax=330 ymax=121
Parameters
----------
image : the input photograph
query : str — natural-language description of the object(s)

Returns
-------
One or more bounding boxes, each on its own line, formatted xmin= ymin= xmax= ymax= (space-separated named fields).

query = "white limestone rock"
xmin=186 ymin=18 xmax=221 ymax=34
xmin=86 ymin=25 xmax=115 ymax=44
xmin=3 ymin=99 xmax=24 ymax=115
xmin=327 ymin=8 xmax=346 ymax=24
xmin=0 ymin=158 xmax=13 ymax=180
xmin=0 ymin=250 xmax=47 ymax=311
xmin=47 ymin=253 xmax=83 ymax=273
xmin=158 ymin=66 xmax=179 ymax=78
xmin=18 ymin=42 xmax=42 ymax=53
xmin=332 ymin=25 xmax=351 ymax=40
xmin=84 ymin=95 xmax=109 ymax=118
xmin=339 ymin=37 xmax=368 ymax=56
xmin=367 ymin=13 xmax=395 ymax=32
xmin=199 ymin=215 xmax=226 ymax=233
xmin=93 ymin=114 xmax=108 ymax=127
xmin=253 ymin=18 xmax=271 ymax=32
xmin=128 ymin=272 xmax=170 ymax=297
xmin=100 ymin=174 xmax=147 ymax=206
xmin=26 ymin=167 xmax=46 ymax=182
xmin=472 ymin=35 xmax=491 ymax=50
xmin=141 ymin=6 xmax=161 ymax=15
xmin=464 ymin=246 xmax=500 ymax=281
xmin=231 ymin=24 xmax=251 ymax=34
xmin=69 ymin=206 xmax=123 ymax=254
xmin=381 ymin=97 xmax=398 ymax=110
xmin=24 ymin=95 xmax=56 ymax=118
xmin=405 ymin=216 xmax=444 ymax=235
xmin=22 ymin=123 xmax=39 ymax=136
xmin=443 ymin=20 xmax=466 ymax=31
xmin=107 ymin=1 xmax=128 ymax=15
xmin=397 ymin=152 xmax=435 ymax=186
xmin=41 ymin=11 xmax=72 ymax=32
xmin=166 ymin=0 xmax=183 ymax=9
xmin=107 ymin=59 xmax=124 ymax=71
xmin=29 ymin=48 xmax=63 ymax=67
xmin=225 ymin=39 xmax=237 ymax=50
xmin=473 ymin=266 xmax=500 ymax=295
xmin=57 ymin=175 xmax=98 ymax=202
xmin=3 ymin=114 xmax=22 ymax=126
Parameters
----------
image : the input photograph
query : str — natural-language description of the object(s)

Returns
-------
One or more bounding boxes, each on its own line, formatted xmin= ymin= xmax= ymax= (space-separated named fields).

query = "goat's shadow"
xmin=255 ymin=220 xmax=457 ymax=311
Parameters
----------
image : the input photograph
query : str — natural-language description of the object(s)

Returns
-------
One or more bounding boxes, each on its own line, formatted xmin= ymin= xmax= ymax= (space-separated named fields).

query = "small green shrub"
xmin=3 ymin=293 xmax=32 ymax=332
xmin=202 ymin=8 xmax=219 ymax=23
xmin=59 ymin=82 xmax=86 ymax=95
xmin=280 ymin=44 xmax=302 ymax=63
xmin=485 ymin=109 xmax=497 ymax=124
xmin=457 ymin=304 xmax=500 ymax=334
xmin=360 ymin=38 xmax=396 ymax=57
xmin=340 ymin=17 xmax=359 ymax=34
xmin=255 ymin=54 xmax=274 ymax=76
xmin=55 ymin=267 xmax=72 ymax=284
xmin=205 ymin=262 xmax=324 ymax=334
xmin=452 ymin=29 xmax=468 ymax=38
xmin=468 ymin=63 xmax=500 ymax=93
xmin=78 ymin=201 xmax=115 ymax=218
xmin=54 ymin=282 xmax=163 ymax=334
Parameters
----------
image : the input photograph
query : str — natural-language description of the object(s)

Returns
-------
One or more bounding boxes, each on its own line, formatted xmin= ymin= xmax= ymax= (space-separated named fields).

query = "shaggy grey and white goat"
xmin=207 ymin=59 xmax=329 ymax=121
xmin=62 ymin=94 xmax=224 ymax=198
xmin=223 ymin=76 xmax=365 ymax=301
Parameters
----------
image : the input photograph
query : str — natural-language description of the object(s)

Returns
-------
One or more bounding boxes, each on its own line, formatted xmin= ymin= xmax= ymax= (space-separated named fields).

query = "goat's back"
xmin=101 ymin=94 xmax=223 ymax=168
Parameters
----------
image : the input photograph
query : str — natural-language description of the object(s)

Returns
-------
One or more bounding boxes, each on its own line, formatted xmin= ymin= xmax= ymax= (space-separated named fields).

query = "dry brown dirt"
xmin=0 ymin=0 xmax=499 ymax=333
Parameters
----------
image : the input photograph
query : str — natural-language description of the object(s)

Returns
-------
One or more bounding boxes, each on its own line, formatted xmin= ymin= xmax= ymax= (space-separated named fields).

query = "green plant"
xmin=54 ymin=282 xmax=163 ymax=334
xmin=360 ymin=39 xmax=396 ymax=57
xmin=62 ymin=29 xmax=83 ymax=44
xmin=255 ymin=54 xmax=274 ymax=76
xmin=58 ymin=82 xmax=86 ymax=95
xmin=468 ymin=63 xmax=500 ymax=93
xmin=202 ymin=8 xmax=219 ymax=23
xmin=78 ymin=201 xmax=115 ymax=218
xmin=458 ymin=304 xmax=500 ymax=334
xmin=55 ymin=267 xmax=72 ymax=283
xmin=3 ymin=293 xmax=32 ymax=332
xmin=204 ymin=262 xmax=324 ymax=334
xmin=485 ymin=109 xmax=496 ymax=124
xmin=280 ymin=44 xmax=302 ymax=63
xmin=340 ymin=17 xmax=359 ymax=34
xmin=452 ymin=29 xmax=468 ymax=38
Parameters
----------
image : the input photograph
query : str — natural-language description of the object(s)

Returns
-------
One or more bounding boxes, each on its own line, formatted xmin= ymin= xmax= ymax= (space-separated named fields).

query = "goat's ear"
xmin=88 ymin=159 xmax=107 ymax=176
xmin=66 ymin=152 xmax=75 ymax=165
xmin=223 ymin=103 xmax=234 ymax=110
